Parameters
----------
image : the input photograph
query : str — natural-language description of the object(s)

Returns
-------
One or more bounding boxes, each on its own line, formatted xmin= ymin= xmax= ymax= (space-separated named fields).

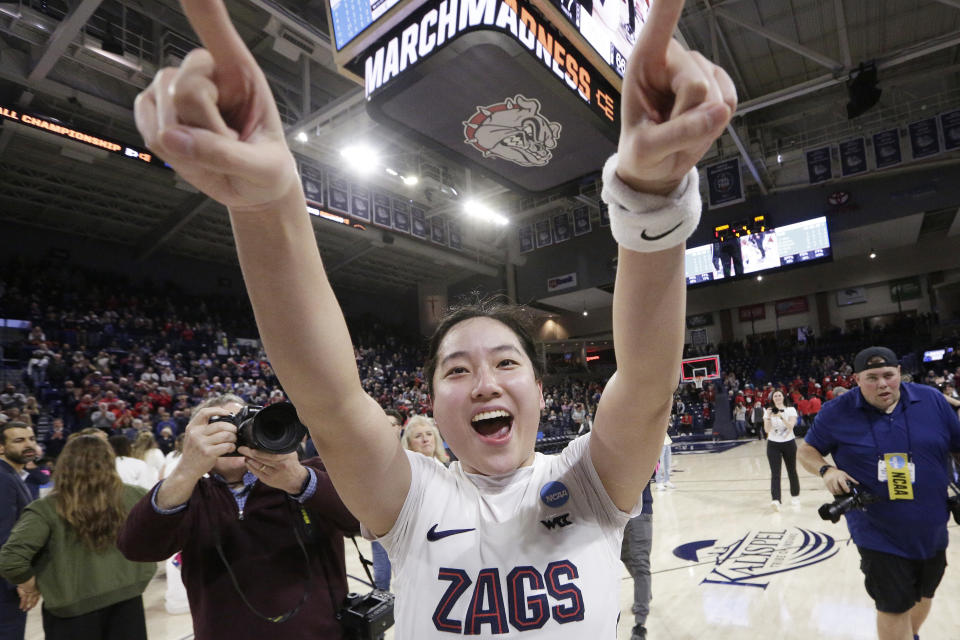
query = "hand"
xmin=17 ymin=577 xmax=40 ymax=612
xmin=177 ymin=407 xmax=238 ymax=479
xmin=237 ymin=447 xmax=308 ymax=495
xmin=616 ymin=0 xmax=736 ymax=194
xmin=134 ymin=0 xmax=299 ymax=212
xmin=823 ymin=467 xmax=859 ymax=496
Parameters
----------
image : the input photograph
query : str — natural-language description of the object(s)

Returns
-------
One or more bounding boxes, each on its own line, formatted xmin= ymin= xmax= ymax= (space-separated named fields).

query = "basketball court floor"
xmin=23 ymin=438 xmax=959 ymax=639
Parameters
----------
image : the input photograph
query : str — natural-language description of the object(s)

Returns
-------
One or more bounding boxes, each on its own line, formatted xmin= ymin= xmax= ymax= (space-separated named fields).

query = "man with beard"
xmin=0 ymin=422 xmax=38 ymax=640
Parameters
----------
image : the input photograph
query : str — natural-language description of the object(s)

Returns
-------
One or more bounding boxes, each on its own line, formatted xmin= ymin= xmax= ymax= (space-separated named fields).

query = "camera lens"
xmin=250 ymin=403 xmax=306 ymax=454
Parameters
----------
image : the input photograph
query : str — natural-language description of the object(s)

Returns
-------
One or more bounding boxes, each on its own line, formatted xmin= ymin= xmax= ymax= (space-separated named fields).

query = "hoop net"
xmin=693 ymin=375 xmax=705 ymax=389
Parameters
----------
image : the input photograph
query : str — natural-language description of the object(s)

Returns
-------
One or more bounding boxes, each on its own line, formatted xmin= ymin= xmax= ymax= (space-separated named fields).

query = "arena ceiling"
xmin=0 ymin=0 xmax=958 ymax=298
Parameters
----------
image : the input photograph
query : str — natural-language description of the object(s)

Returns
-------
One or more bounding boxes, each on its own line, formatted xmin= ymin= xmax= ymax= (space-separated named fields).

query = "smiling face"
xmin=431 ymin=317 xmax=544 ymax=476
xmin=855 ymin=365 xmax=902 ymax=412
xmin=771 ymin=391 xmax=785 ymax=407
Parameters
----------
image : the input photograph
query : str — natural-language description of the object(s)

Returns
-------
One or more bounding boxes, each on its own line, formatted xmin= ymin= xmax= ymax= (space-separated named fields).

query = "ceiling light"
xmin=340 ymin=144 xmax=379 ymax=174
xmin=756 ymin=275 xmax=763 ymax=281
xmin=294 ymin=131 xmax=308 ymax=143
xmin=776 ymin=153 xmax=782 ymax=165
xmin=402 ymin=175 xmax=419 ymax=186
xmin=385 ymin=167 xmax=399 ymax=176
xmin=582 ymin=309 xmax=589 ymax=317
xmin=463 ymin=200 xmax=509 ymax=226
xmin=869 ymin=249 xmax=877 ymax=259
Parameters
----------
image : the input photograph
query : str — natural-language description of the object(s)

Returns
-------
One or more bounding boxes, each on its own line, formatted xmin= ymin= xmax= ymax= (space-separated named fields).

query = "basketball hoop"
xmin=693 ymin=375 xmax=705 ymax=390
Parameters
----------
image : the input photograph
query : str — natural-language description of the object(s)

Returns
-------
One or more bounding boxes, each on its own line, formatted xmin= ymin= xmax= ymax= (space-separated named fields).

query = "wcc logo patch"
xmin=673 ymin=527 xmax=840 ymax=589
xmin=463 ymin=95 xmax=561 ymax=168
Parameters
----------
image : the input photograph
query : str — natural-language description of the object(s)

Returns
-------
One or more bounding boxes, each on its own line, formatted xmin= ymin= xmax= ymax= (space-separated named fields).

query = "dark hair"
xmin=108 ymin=434 xmax=131 ymax=457
xmin=384 ymin=409 xmax=403 ymax=423
xmin=0 ymin=421 xmax=31 ymax=446
xmin=423 ymin=297 xmax=542 ymax=395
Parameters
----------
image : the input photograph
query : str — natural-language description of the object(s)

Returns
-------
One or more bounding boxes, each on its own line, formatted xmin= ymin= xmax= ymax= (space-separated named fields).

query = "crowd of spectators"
xmin=4 ymin=257 xmax=959 ymax=460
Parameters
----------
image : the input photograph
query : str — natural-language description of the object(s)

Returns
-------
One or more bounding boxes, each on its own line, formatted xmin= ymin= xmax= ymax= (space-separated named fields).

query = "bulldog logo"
xmin=463 ymin=95 xmax=561 ymax=167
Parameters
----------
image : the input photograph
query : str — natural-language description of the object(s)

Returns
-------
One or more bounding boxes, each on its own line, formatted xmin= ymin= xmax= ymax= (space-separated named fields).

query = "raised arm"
xmin=590 ymin=0 xmax=735 ymax=511
xmin=135 ymin=0 xmax=408 ymax=535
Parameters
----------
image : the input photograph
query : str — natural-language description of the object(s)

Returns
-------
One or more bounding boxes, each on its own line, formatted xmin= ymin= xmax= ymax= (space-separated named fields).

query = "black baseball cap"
xmin=854 ymin=347 xmax=899 ymax=373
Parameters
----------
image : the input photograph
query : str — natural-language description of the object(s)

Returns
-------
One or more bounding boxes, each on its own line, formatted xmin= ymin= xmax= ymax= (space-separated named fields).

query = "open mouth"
xmin=471 ymin=409 xmax=514 ymax=443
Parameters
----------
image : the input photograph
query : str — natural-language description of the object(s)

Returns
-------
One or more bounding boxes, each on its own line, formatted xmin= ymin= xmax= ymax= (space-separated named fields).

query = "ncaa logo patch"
xmin=463 ymin=95 xmax=562 ymax=168
xmin=889 ymin=454 xmax=906 ymax=469
xmin=540 ymin=481 xmax=569 ymax=508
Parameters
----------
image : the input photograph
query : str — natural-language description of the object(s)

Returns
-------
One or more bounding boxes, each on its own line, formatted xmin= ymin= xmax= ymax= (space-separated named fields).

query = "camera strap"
xmin=213 ymin=502 xmax=313 ymax=624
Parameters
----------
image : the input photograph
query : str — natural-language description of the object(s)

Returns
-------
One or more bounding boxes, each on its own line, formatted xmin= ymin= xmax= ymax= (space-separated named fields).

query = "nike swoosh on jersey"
xmin=426 ymin=524 xmax=476 ymax=541
xmin=640 ymin=221 xmax=683 ymax=242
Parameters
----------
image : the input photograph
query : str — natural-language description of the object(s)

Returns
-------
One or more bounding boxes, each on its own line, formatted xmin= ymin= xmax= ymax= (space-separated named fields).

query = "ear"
xmin=853 ymin=373 xmax=860 ymax=386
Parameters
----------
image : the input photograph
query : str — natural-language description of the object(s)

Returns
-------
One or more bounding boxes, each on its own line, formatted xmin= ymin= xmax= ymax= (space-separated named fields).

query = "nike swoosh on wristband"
xmin=640 ymin=221 xmax=684 ymax=242
xmin=426 ymin=524 xmax=476 ymax=541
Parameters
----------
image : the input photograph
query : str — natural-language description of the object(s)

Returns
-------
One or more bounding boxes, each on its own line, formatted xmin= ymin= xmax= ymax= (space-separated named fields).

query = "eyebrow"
xmin=439 ymin=344 xmax=523 ymax=369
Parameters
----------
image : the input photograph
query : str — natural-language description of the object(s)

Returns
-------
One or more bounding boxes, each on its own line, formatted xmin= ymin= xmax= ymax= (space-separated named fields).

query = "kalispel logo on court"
xmin=673 ymin=527 xmax=840 ymax=589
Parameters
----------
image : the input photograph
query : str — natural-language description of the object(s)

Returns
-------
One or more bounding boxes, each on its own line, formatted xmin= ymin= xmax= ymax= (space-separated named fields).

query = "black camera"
xmin=210 ymin=403 xmax=307 ymax=456
xmin=818 ymin=485 xmax=880 ymax=523
xmin=338 ymin=590 xmax=395 ymax=640
xmin=948 ymin=483 xmax=960 ymax=525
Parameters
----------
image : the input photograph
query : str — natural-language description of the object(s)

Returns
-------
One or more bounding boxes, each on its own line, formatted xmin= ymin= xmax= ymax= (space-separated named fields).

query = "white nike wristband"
xmin=601 ymin=154 xmax=701 ymax=253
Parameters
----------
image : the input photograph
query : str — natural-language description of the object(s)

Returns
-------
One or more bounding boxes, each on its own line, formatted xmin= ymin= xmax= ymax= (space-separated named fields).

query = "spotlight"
xmin=340 ymin=144 xmax=379 ymax=174
xmin=402 ymin=175 xmax=419 ymax=186
xmin=294 ymin=131 xmax=308 ymax=143
xmin=776 ymin=153 xmax=782 ymax=165
xmin=582 ymin=308 xmax=589 ymax=317
xmin=463 ymin=200 xmax=508 ymax=226
xmin=869 ymin=249 xmax=877 ymax=259
xmin=846 ymin=62 xmax=881 ymax=120
xmin=756 ymin=275 xmax=763 ymax=281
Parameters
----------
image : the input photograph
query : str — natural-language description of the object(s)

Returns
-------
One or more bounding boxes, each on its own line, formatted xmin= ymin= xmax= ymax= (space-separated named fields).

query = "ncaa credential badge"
xmin=673 ymin=527 xmax=840 ymax=589
xmin=540 ymin=481 xmax=569 ymax=508
xmin=463 ymin=95 xmax=562 ymax=167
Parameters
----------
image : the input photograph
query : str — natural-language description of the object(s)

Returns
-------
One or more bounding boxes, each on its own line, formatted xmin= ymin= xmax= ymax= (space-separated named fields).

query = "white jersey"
xmin=370 ymin=433 xmax=639 ymax=638
xmin=765 ymin=406 xmax=798 ymax=442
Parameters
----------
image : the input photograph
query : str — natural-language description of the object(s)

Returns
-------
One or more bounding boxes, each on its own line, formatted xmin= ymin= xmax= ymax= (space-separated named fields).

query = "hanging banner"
xmin=392 ymin=199 xmax=411 ymax=233
xmin=738 ymin=303 xmax=766 ymax=322
xmin=552 ymin=212 xmax=571 ymax=243
xmin=599 ymin=201 xmax=610 ymax=227
xmin=806 ymin=146 xmax=833 ymax=184
xmin=872 ymin=129 xmax=902 ymax=169
xmin=838 ymin=138 xmax=868 ymax=177
xmin=941 ymin=109 xmax=960 ymax=151
xmin=775 ymin=296 xmax=809 ymax=317
xmin=518 ymin=225 xmax=534 ymax=253
xmin=447 ymin=219 xmax=462 ymax=250
xmin=372 ymin=193 xmax=392 ymax=228
xmin=534 ymin=219 xmax=553 ymax=249
xmin=890 ymin=277 xmax=921 ymax=302
xmin=705 ymin=158 xmax=745 ymax=208
xmin=573 ymin=206 xmax=591 ymax=236
xmin=411 ymin=205 xmax=428 ymax=239
xmin=686 ymin=313 xmax=714 ymax=328
xmin=430 ymin=216 xmax=447 ymax=245
xmin=300 ymin=162 xmax=324 ymax=206
xmin=327 ymin=174 xmax=350 ymax=215
xmin=836 ymin=286 xmax=867 ymax=306
xmin=351 ymin=184 xmax=371 ymax=221
xmin=908 ymin=118 xmax=941 ymax=159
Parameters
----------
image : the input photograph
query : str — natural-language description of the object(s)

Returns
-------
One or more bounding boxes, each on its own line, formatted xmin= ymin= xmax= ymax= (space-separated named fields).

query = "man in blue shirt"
xmin=799 ymin=346 xmax=960 ymax=640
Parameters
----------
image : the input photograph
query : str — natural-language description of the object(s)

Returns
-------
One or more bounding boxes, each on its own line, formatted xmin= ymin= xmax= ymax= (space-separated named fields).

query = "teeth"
xmin=471 ymin=409 xmax=512 ymax=423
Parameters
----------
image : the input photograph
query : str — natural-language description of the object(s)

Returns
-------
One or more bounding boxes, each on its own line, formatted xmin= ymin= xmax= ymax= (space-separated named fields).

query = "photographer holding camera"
xmin=798 ymin=347 xmax=960 ymax=640
xmin=118 ymin=394 xmax=360 ymax=640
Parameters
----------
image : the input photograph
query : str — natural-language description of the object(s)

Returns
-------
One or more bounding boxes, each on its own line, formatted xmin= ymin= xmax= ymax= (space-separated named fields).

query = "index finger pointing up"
xmin=635 ymin=0 xmax=685 ymax=61
xmin=179 ymin=0 xmax=255 ymax=67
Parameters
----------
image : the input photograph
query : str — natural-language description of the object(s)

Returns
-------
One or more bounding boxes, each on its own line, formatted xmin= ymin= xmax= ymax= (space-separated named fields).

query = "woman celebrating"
xmin=132 ymin=0 xmax=734 ymax=634
xmin=764 ymin=390 xmax=801 ymax=510
xmin=401 ymin=416 xmax=449 ymax=466
xmin=0 ymin=435 xmax=156 ymax=639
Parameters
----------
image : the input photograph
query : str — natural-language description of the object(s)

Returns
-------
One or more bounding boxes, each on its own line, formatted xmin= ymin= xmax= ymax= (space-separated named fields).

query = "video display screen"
xmin=550 ymin=0 xmax=651 ymax=78
xmin=685 ymin=216 xmax=831 ymax=286
xmin=330 ymin=0 xmax=403 ymax=50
